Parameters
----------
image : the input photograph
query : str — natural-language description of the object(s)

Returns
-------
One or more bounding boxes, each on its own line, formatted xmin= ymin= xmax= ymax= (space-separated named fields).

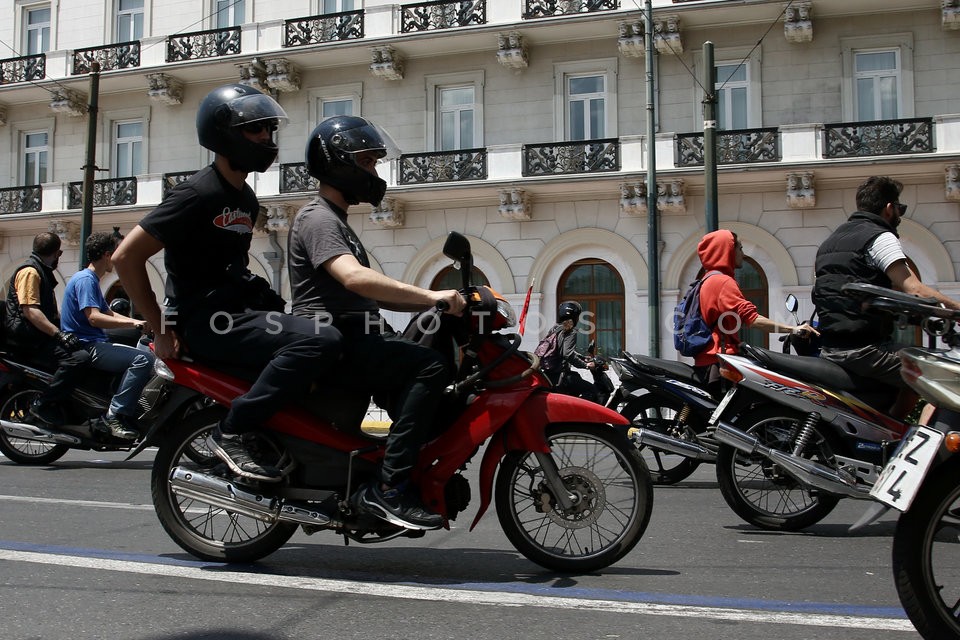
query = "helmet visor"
xmin=227 ymin=93 xmax=289 ymax=128
xmin=327 ymin=118 xmax=401 ymax=163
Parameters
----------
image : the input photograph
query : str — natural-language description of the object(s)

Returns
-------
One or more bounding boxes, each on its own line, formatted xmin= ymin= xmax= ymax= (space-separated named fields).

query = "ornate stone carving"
xmin=49 ymin=220 xmax=80 ymax=246
xmin=369 ymin=198 xmax=405 ymax=228
xmin=50 ymin=88 xmax=87 ymax=117
xmin=654 ymin=15 xmax=682 ymax=55
xmin=255 ymin=204 xmax=296 ymax=235
xmin=786 ymin=171 xmax=816 ymax=209
xmin=619 ymin=182 xmax=646 ymax=216
xmin=497 ymin=189 xmax=531 ymax=221
xmin=943 ymin=0 xmax=960 ymax=30
xmin=146 ymin=73 xmax=184 ymax=105
xmin=946 ymin=165 xmax=960 ymax=202
xmin=0 ymin=103 xmax=7 ymax=126
xmin=370 ymin=47 xmax=404 ymax=81
xmin=236 ymin=58 xmax=269 ymax=92
xmin=265 ymin=58 xmax=301 ymax=93
xmin=784 ymin=2 xmax=813 ymax=43
xmin=617 ymin=20 xmax=645 ymax=58
xmin=496 ymin=32 xmax=528 ymax=70
xmin=619 ymin=180 xmax=685 ymax=216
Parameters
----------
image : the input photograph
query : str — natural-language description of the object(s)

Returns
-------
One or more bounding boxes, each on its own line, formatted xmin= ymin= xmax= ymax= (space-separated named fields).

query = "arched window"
xmin=558 ymin=259 xmax=624 ymax=357
xmin=430 ymin=265 xmax=489 ymax=290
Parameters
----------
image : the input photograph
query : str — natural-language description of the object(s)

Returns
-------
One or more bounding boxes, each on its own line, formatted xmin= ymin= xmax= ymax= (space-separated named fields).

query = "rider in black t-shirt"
xmin=113 ymin=84 xmax=342 ymax=481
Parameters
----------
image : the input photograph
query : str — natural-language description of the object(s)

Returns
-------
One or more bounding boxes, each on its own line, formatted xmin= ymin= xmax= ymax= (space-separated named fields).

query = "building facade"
xmin=1 ymin=0 xmax=958 ymax=357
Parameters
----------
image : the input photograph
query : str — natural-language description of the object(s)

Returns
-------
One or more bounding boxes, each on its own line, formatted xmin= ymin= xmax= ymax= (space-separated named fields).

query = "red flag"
xmin=517 ymin=279 xmax=534 ymax=335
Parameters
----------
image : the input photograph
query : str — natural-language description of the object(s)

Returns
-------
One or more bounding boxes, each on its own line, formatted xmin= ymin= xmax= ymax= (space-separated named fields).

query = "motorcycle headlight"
xmin=154 ymin=358 xmax=175 ymax=381
xmin=496 ymin=298 xmax=517 ymax=329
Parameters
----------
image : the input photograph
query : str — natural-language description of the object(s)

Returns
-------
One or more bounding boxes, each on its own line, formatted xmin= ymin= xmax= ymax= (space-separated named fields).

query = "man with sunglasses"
xmin=114 ymin=84 xmax=342 ymax=481
xmin=813 ymin=175 xmax=960 ymax=419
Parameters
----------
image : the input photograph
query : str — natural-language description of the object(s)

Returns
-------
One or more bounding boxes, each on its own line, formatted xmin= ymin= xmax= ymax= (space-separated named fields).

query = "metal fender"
xmin=469 ymin=391 xmax=630 ymax=530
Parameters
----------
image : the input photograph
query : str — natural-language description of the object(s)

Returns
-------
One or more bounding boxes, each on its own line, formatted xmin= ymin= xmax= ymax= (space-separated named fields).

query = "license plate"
xmin=870 ymin=426 xmax=944 ymax=511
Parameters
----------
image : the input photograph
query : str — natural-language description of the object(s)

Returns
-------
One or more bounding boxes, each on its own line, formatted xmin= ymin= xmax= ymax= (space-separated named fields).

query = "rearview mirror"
xmin=442 ymin=231 xmax=473 ymax=290
xmin=784 ymin=294 xmax=800 ymax=323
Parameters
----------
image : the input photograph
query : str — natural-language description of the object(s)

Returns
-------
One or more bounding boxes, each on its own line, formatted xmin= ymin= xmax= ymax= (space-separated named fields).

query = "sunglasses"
xmin=894 ymin=202 xmax=908 ymax=216
xmin=241 ymin=122 xmax=278 ymax=134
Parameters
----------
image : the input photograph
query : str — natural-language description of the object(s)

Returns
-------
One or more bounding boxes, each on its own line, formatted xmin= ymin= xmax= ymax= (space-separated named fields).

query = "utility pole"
xmin=79 ymin=60 xmax=101 ymax=268
xmin=645 ymin=0 xmax=660 ymax=357
xmin=702 ymin=42 xmax=718 ymax=233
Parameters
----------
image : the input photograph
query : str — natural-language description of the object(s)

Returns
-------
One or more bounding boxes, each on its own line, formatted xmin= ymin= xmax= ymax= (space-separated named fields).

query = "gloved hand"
xmin=55 ymin=330 xmax=81 ymax=352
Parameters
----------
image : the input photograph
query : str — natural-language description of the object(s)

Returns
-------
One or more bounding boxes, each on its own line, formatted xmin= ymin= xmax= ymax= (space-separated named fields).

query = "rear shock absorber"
xmin=791 ymin=412 xmax=822 ymax=456
xmin=675 ymin=404 xmax=691 ymax=427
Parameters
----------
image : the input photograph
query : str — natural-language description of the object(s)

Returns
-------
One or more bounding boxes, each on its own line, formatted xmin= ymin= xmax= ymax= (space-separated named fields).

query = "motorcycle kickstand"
xmin=340 ymin=445 xmax=380 ymax=546
xmin=533 ymin=451 xmax=577 ymax=511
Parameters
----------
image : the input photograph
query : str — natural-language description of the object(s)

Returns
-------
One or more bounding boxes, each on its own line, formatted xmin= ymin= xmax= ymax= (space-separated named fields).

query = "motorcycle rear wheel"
xmin=892 ymin=462 xmax=960 ymax=639
xmin=0 ymin=389 xmax=70 ymax=465
xmin=151 ymin=406 xmax=297 ymax=563
xmin=716 ymin=405 xmax=840 ymax=531
xmin=495 ymin=424 xmax=653 ymax=573
xmin=620 ymin=394 xmax=702 ymax=485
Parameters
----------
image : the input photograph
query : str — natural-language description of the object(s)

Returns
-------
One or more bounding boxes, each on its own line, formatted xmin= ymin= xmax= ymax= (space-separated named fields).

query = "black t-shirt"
xmin=139 ymin=165 xmax=259 ymax=305
xmin=288 ymin=197 xmax=379 ymax=320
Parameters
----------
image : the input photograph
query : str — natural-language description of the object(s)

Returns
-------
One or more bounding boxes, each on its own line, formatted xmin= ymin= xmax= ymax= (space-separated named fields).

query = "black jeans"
xmin=31 ymin=339 xmax=92 ymax=403
xmin=339 ymin=327 xmax=450 ymax=487
xmin=182 ymin=311 xmax=342 ymax=434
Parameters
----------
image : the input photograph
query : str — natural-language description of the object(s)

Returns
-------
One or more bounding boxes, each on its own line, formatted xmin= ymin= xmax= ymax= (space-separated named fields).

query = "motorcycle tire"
xmin=620 ymin=394 xmax=702 ymax=485
xmin=892 ymin=461 xmax=960 ymax=639
xmin=715 ymin=404 xmax=840 ymax=531
xmin=151 ymin=406 xmax=297 ymax=563
xmin=0 ymin=389 xmax=70 ymax=465
xmin=495 ymin=424 xmax=653 ymax=573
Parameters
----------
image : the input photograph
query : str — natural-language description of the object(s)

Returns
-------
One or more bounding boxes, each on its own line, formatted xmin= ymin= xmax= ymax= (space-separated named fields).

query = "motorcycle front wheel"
xmin=495 ymin=424 xmax=653 ymax=573
xmin=620 ymin=394 xmax=702 ymax=485
xmin=0 ymin=389 xmax=70 ymax=465
xmin=716 ymin=405 xmax=840 ymax=531
xmin=151 ymin=406 xmax=297 ymax=563
xmin=892 ymin=461 xmax=960 ymax=639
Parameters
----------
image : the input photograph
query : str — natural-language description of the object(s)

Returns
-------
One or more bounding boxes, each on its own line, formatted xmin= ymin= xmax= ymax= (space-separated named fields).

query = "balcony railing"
xmin=162 ymin=171 xmax=197 ymax=198
xmin=0 ymin=54 xmax=45 ymax=86
xmin=167 ymin=27 xmax=241 ymax=63
xmin=72 ymin=41 xmax=140 ymax=74
xmin=522 ymin=139 xmax=620 ymax=176
xmin=0 ymin=186 xmax=42 ymax=214
xmin=280 ymin=163 xmax=320 ymax=194
xmin=284 ymin=10 xmax=364 ymax=46
xmin=823 ymin=117 xmax=934 ymax=159
xmin=675 ymin=127 xmax=780 ymax=167
xmin=67 ymin=177 xmax=137 ymax=209
xmin=400 ymin=0 xmax=486 ymax=33
xmin=523 ymin=0 xmax=618 ymax=19
xmin=398 ymin=149 xmax=487 ymax=184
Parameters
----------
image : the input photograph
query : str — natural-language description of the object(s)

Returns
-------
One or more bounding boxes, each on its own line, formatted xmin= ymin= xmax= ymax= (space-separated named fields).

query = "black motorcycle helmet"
xmin=304 ymin=115 xmax=400 ymax=207
xmin=558 ymin=301 xmax=582 ymax=324
xmin=196 ymin=84 xmax=288 ymax=173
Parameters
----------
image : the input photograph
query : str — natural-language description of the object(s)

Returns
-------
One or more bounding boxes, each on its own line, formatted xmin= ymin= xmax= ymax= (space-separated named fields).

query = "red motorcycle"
xmin=150 ymin=232 xmax=653 ymax=573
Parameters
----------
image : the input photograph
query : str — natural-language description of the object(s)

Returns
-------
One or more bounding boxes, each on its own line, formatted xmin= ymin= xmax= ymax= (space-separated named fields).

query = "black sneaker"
xmin=206 ymin=426 xmax=281 ymax=482
xmin=97 ymin=415 xmax=138 ymax=441
xmin=357 ymin=482 xmax=443 ymax=531
xmin=29 ymin=399 xmax=64 ymax=427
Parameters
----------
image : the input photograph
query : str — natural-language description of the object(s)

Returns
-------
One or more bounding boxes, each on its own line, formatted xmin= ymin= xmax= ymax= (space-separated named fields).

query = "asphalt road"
xmin=0 ymin=447 xmax=921 ymax=640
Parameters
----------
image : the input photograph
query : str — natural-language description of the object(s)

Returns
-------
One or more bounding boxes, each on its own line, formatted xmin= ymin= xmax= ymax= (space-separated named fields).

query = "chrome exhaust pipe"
xmin=714 ymin=422 xmax=871 ymax=499
xmin=629 ymin=427 xmax=716 ymax=461
xmin=0 ymin=419 xmax=81 ymax=445
xmin=169 ymin=467 xmax=334 ymax=527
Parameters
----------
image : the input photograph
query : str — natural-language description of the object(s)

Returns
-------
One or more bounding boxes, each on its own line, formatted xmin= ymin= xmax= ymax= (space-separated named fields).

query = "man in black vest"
xmin=4 ymin=232 xmax=90 ymax=425
xmin=812 ymin=176 xmax=960 ymax=419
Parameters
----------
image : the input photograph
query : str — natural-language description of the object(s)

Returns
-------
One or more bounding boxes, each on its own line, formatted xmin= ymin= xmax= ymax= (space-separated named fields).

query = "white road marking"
xmin=0 ymin=548 xmax=914 ymax=632
xmin=0 ymin=493 xmax=154 ymax=510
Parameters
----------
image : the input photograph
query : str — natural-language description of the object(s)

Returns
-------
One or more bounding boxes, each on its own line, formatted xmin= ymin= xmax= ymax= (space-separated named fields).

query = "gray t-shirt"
xmin=288 ymin=197 xmax=379 ymax=320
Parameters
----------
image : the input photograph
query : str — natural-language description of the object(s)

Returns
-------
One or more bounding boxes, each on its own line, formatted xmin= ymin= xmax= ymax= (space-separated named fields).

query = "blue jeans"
xmin=86 ymin=341 xmax=156 ymax=417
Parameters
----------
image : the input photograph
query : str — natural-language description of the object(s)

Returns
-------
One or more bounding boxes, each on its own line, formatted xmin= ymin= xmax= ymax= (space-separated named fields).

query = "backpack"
xmin=534 ymin=327 xmax=564 ymax=372
xmin=673 ymin=271 xmax=720 ymax=357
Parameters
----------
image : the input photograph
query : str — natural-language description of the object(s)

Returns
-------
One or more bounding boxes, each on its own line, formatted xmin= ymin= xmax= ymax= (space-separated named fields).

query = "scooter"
xmin=150 ymin=232 xmax=653 ymax=573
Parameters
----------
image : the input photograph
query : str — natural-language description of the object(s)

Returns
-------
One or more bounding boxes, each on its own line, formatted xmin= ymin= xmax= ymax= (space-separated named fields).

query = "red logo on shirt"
xmin=214 ymin=207 xmax=254 ymax=234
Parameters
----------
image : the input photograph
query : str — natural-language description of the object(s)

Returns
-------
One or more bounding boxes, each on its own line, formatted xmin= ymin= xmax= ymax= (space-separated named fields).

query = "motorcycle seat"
xmin=739 ymin=343 xmax=882 ymax=393
xmin=625 ymin=352 xmax=698 ymax=384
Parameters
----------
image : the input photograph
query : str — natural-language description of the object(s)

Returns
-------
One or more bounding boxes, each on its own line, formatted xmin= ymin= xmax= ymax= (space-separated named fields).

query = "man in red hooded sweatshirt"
xmin=691 ymin=229 xmax=817 ymax=396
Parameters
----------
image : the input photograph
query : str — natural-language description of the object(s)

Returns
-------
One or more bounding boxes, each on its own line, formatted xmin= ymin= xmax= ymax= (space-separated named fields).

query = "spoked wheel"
xmin=495 ymin=424 xmax=653 ymax=573
xmin=620 ymin=394 xmax=702 ymax=485
xmin=151 ymin=406 xmax=297 ymax=563
xmin=716 ymin=405 xmax=840 ymax=531
xmin=0 ymin=389 xmax=70 ymax=465
xmin=892 ymin=462 xmax=960 ymax=640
